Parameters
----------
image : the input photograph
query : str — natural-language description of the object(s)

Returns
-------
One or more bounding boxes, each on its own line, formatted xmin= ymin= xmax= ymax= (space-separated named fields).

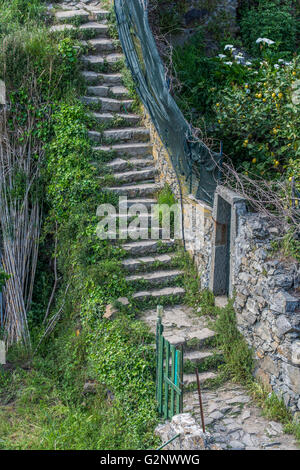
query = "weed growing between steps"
xmin=0 ymin=1 xmax=160 ymax=450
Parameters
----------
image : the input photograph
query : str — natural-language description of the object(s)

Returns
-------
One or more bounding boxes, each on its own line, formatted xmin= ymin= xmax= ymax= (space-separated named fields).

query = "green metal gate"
xmin=156 ymin=310 xmax=183 ymax=419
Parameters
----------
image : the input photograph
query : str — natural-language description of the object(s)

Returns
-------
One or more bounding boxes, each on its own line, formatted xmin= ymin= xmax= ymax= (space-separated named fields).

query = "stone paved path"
xmin=51 ymin=0 xmax=299 ymax=451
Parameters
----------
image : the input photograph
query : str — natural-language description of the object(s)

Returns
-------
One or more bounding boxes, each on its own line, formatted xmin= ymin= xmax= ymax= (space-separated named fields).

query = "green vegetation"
xmin=0 ymin=0 xmax=159 ymax=450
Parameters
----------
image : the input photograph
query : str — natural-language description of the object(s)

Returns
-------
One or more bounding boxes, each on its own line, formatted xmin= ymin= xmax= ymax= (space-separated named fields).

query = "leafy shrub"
xmin=240 ymin=0 xmax=297 ymax=56
xmin=215 ymin=57 xmax=300 ymax=180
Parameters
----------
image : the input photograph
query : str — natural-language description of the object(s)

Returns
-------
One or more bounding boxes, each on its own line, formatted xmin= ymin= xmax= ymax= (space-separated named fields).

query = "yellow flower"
xmin=257 ymin=93 xmax=262 ymax=99
xmin=289 ymin=176 xmax=293 ymax=182
xmin=263 ymin=98 xmax=266 ymax=102
xmin=293 ymin=71 xmax=297 ymax=76
xmin=245 ymin=84 xmax=249 ymax=89
xmin=218 ymin=119 xmax=221 ymax=124
xmin=216 ymin=103 xmax=220 ymax=107
xmin=272 ymin=92 xmax=276 ymax=98
xmin=274 ymin=161 xmax=280 ymax=167
xmin=278 ymin=93 xmax=283 ymax=99
xmin=252 ymin=158 xmax=257 ymax=164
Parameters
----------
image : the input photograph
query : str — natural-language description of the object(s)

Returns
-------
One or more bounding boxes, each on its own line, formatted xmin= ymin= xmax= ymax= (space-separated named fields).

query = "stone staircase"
xmin=52 ymin=0 xmax=220 ymax=393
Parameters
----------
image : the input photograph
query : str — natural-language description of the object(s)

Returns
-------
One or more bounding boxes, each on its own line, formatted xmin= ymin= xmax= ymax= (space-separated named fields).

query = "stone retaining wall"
xmin=155 ymin=413 xmax=220 ymax=450
xmin=145 ymin=111 xmax=300 ymax=414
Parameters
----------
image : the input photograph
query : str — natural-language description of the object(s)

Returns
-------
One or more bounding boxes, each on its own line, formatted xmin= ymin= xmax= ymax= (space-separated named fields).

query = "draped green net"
xmin=114 ymin=0 xmax=222 ymax=206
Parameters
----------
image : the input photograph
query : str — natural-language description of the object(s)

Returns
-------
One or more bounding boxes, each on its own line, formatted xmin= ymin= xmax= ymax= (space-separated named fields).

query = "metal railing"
xmin=114 ymin=0 xmax=222 ymax=206
xmin=156 ymin=309 xmax=183 ymax=419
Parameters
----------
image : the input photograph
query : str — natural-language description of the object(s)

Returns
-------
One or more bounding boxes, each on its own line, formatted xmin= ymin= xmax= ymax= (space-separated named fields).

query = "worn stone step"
xmin=164 ymin=327 xmax=216 ymax=351
xmin=132 ymin=286 xmax=185 ymax=303
xmin=82 ymin=71 xmax=123 ymax=86
xmin=122 ymin=239 xmax=175 ymax=256
xmin=88 ymin=85 xmax=129 ymax=99
xmin=122 ymin=253 xmax=177 ymax=272
xmin=184 ymin=350 xmax=216 ymax=365
xmin=183 ymin=371 xmax=217 ymax=388
xmin=103 ymin=127 xmax=150 ymax=143
xmin=126 ymin=269 xmax=184 ymax=287
xmin=113 ymin=168 xmax=156 ymax=183
xmin=82 ymin=96 xmax=133 ymax=112
xmin=92 ymin=112 xmax=140 ymax=126
xmin=100 ymin=228 xmax=163 ymax=241
xmin=107 ymin=182 xmax=160 ymax=198
xmin=50 ymin=24 xmax=75 ymax=33
xmin=54 ymin=9 xmax=89 ymax=23
xmin=82 ymin=53 xmax=124 ymax=70
xmin=79 ymin=22 xmax=108 ymax=36
xmin=107 ymin=157 xmax=154 ymax=172
xmin=84 ymin=38 xmax=116 ymax=53
xmin=87 ymin=86 xmax=110 ymax=97
xmin=94 ymin=143 xmax=152 ymax=157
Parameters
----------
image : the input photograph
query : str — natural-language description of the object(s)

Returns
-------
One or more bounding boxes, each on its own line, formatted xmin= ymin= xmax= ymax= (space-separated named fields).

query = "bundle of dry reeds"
xmin=0 ymin=102 xmax=43 ymax=349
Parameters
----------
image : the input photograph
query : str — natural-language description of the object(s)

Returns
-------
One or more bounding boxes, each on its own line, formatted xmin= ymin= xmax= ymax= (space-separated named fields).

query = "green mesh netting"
xmin=114 ymin=0 xmax=222 ymax=206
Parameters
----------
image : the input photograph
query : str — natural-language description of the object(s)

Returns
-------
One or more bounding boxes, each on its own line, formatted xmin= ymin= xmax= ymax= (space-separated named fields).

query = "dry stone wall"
xmin=234 ymin=213 xmax=300 ymax=414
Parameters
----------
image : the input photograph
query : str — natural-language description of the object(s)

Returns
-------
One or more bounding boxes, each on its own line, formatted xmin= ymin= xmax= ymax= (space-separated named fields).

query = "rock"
xmin=226 ymin=396 xmax=251 ymax=405
xmin=155 ymin=413 xmax=219 ymax=450
xmin=104 ymin=303 xmax=118 ymax=319
xmin=240 ymin=410 xmax=251 ymax=421
xmin=292 ymin=341 xmax=300 ymax=366
xmin=270 ymin=291 xmax=300 ymax=314
xmin=208 ymin=411 xmax=224 ymax=422
xmin=117 ymin=297 xmax=129 ymax=306
xmin=229 ymin=440 xmax=245 ymax=450
xmin=83 ymin=381 xmax=97 ymax=394
xmin=266 ymin=421 xmax=283 ymax=437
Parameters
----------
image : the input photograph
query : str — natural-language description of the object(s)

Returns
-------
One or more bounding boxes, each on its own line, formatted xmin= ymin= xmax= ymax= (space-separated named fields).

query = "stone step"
xmin=103 ymin=127 xmax=150 ymax=143
xmin=82 ymin=96 xmax=134 ymax=112
xmin=126 ymin=269 xmax=184 ymax=287
xmin=84 ymin=38 xmax=116 ymax=53
xmin=106 ymin=157 xmax=154 ymax=172
xmin=183 ymin=371 xmax=217 ymax=388
xmin=119 ymin=198 xmax=157 ymax=209
xmin=94 ymin=142 xmax=152 ymax=157
xmin=122 ymin=239 xmax=175 ymax=256
xmin=132 ymin=286 xmax=185 ymax=303
xmin=100 ymin=228 xmax=165 ymax=241
xmin=122 ymin=253 xmax=177 ymax=272
xmin=89 ymin=130 xmax=151 ymax=145
xmin=87 ymin=85 xmax=129 ymax=99
xmin=184 ymin=350 xmax=216 ymax=365
xmin=88 ymin=9 xmax=110 ymax=21
xmin=164 ymin=327 xmax=216 ymax=351
xmin=50 ymin=24 xmax=75 ymax=33
xmin=82 ymin=53 xmax=124 ymax=71
xmin=87 ymin=86 xmax=110 ymax=97
xmin=92 ymin=112 xmax=141 ymax=126
xmin=54 ymin=9 xmax=89 ymax=23
xmin=107 ymin=182 xmax=160 ymax=198
xmin=82 ymin=71 xmax=123 ymax=86
xmin=113 ymin=168 xmax=157 ymax=183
